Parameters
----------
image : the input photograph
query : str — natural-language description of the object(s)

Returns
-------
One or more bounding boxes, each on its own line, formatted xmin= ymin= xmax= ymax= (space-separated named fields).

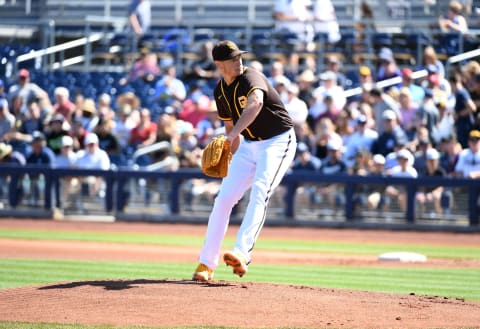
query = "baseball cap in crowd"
xmin=297 ymin=69 xmax=316 ymax=83
xmin=382 ymin=109 xmax=397 ymax=121
xmin=84 ymin=133 xmax=99 ymax=145
xmin=378 ymin=47 xmax=393 ymax=62
xmin=396 ymin=149 xmax=411 ymax=160
xmin=359 ymin=65 xmax=371 ymax=77
xmin=31 ymin=131 xmax=45 ymax=142
xmin=373 ymin=154 xmax=386 ymax=165
xmin=0 ymin=143 xmax=13 ymax=160
xmin=319 ymin=70 xmax=337 ymax=81
xmin=426 ymin=148 xmax=440 ymax=160
xmin=469 ymin=130 xmax=480 ymax=139
xmin=18 ymin=68 xmax=30 ymax=78
xmin=61 ymin=135 xmax=74 ymax=147
xmin=356 ymin=114 xmax=368 ymax=124
xmin=212 ymin=40 xmax=247 ymax=61
xmin=327 ymin=138 xmax=342 ymax=151
xmin=297 ymin=142 xmax=309 ymax=154
xmin=401 ymin=68 xmax=413 ymax=79
xmin=50 ymin=113 xmax=65 ymax=124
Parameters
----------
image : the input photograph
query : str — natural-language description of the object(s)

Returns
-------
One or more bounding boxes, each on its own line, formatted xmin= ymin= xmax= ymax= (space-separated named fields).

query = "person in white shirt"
xmin=73 ymin=133 xmax=110 ymax=200
xmin=454 ymin=130 xmax=480 ymax=178
xmin=343 ymin=114 xmax=379 ymax=168
xmin=285 ymin=83 xmax=309 ymax=125
xmin=385 ymin=148 xmax=418 ymax=212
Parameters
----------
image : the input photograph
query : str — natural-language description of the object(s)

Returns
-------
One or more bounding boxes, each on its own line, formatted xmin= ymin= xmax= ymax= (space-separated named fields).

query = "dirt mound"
xmin=0 ymin=279 xmax=479 ymax=329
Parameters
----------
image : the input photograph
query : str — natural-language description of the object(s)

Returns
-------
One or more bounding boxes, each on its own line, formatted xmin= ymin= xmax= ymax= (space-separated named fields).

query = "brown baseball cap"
xmin=212 ymin=40 xmax=247 ymax=61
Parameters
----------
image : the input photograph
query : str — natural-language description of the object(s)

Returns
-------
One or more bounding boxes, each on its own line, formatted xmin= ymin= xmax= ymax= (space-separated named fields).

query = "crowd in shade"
xmin=1 ymin=32 xmax=480 ymax=214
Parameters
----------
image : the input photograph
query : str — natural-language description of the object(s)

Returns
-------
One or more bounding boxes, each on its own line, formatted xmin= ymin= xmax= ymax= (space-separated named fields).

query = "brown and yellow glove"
xmin=201 ymin=135 xmax=232 ymax=178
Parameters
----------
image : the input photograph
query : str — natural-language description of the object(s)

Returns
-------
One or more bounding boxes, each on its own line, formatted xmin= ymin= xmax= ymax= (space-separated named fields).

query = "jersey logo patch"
xmin=238 ymin=96 xmax=247 ymax=108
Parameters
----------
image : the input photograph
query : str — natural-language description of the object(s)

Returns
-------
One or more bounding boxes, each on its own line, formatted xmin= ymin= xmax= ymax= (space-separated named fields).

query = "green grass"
xmin=1 ymin=258 xmax=479 ymax=301
xmin=1 ymin=228 xmax=479 ymax=259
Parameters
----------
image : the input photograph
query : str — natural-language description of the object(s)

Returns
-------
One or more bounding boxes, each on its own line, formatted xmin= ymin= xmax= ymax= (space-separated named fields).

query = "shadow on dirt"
xmin=38 ymin=279 xmax=234 ymax=291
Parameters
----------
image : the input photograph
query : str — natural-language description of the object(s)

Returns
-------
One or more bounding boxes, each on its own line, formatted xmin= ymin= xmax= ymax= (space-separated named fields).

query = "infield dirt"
xmin=0 ymin=219 xmax=479 ymax=329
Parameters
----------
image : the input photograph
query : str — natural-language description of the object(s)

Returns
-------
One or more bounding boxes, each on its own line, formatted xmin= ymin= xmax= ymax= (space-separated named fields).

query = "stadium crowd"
xmin=1 ymin=25 xmax=480 ymax=215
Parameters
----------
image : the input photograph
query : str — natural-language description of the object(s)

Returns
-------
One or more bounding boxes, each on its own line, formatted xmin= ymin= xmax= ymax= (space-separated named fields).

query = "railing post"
xmin=284 ymin=181 xmax=297 ymax=219
xmin=344 ymin=183 xmax=355 ymax=221
xmin=405 ymin=183 xmax=416 ymax=224
xmin=116 ymin=174 xmax=128 ymax=212
xmin=170 ymin=176 xmax=182 ymax=214
xmin=43 ymin=169 xmax=52 ymax=210
xmin=105 ymin=171 xmax=114 ymax=212
xmin=8 ymin=174 xmax=20 ymax=208
xmin=468 ymin=186 xmax=479 ymax=226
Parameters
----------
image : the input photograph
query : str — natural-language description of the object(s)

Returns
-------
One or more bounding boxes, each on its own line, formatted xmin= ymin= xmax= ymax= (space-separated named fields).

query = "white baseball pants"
xmin=199 ymin=128 xmax=296 ymax=269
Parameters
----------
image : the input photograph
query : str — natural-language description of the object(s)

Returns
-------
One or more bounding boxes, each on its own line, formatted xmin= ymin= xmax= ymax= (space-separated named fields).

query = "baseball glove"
xmin=201 ymin=135 xmax=232 ymax=178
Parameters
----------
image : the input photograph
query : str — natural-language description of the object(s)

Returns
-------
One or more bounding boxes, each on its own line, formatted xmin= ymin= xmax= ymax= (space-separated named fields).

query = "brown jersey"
xmin=213 ymin=67 xmax=293 ymax=141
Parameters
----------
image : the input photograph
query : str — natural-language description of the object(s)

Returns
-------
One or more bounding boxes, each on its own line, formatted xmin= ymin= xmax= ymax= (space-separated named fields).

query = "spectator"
xmin=313 ymin=117 xmax=342 ymax=160
xmin=398 ymin=87 xmax=419 ymax=138
xmin=273 ymin=0 xmax=313 ymax=73
xmin=371 ymin=109 xmax=408 ymax=157
xmin=25 ymin=131 xmax=55 ymax=206
xmin=366 ymin=154 xmax=388 ymax=212
xmin=52 ymin=86 xmax=75 ymax=123
xmin=454 ymin=130 xmax=480 ymax=178
xmin=120 ymin=48 xmax=160 ymax=84
xmin=128 ymin=0 xmax=151 ymax=38
xmin=285 ymin=83 xmax=309 ymax=125
xmin=343 ymin=114 xmax=379 ymax=168
xmin=71 ymin=118 xmax=87 ymax=152
xmin=152 ymin=65 xmax=187 ymax=111
xmin=183 ymin=41 xmax=219 ymax=88
xmin=0 ymin=142 xmax=25 ymax=165
xmin=72 ymin=133 xmax=111 ymax=203
xmin=76 ymin=98 xmax=99 ymax=133
xmin=293 ymin=121 xmax=316 ymax=153
xmin=385 ymin=149 xmax=418 ymax=211
xmin=416 ymin=147 xmax=452 ymax=215
xmin=0 ymin=78 xmax=6 ymax=99
xmin=45 ymin=114 xmax=70 ymax=155
xmin=450 ymin=72 xmax=477 ymax=148
xmin=3 ymin=100 xmax=45 ymax=155
xmin=469 ymin=74 xmax=480 ymax=123
xmin=94 ymin=118 xmax=121 ymax=156
xmin=291 ymin=141 xmax=322 ymax=205
xmin=112 ymin=104 xmax=135 ymax=150
xmin=312 ymin=0 xmax=341 ymax=44
xmin=439 ymin=134 xmax=461 ymax=175
xmin=416 ymin=89 xmax=441 ymax=144
xmin=178 ymin=88 xmax=211 ymax=127
xmin=129 ymin=108 xmax=157 ymax=152
xmin=369 ymin=87 xmax=401 ymax=134
xmin=54 ymin=135 xmax=77 ymax=168
xmin=323 ymin=54 xmax=347 ymax=88
xmin=97 ymin=93 xmax=116 ymax=121
xmin=397 ymin=68 xmax=425 ymax=105
xmin=309 ymin=70 xmax=345 ymax=128
xmin=196 ymin=101 xmax=224 ymax=148
xmin=0 ymin=142 xmax=26 ymax=208
xmin=375 ymin=47 xmax=401 ymax=90
xmin=0 ymin=98 xmax=15 ymax=142
xmin=420 ymin=46 xmax=446 ymax=78
xmin=317 ymin=138 xmax=348 ymax=209
xmin=438 ymin=1 xmax=468 ymax=34
xmin=7 ymin=69 xmax=49 ymax=112
xmin=296 ymin=69 xmax=317 ymax=106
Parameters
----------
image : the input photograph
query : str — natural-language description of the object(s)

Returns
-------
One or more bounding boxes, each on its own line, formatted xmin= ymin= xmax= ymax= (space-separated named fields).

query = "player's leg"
xmin=197 ymin=143 xmax=255 ymax=270
xmin=232 ymin=130 xmax=296 ymax=265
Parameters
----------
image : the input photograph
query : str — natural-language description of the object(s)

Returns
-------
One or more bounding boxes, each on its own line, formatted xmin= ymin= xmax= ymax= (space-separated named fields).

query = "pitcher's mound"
xmin=0 ymin=279 xmax=479 ymax=328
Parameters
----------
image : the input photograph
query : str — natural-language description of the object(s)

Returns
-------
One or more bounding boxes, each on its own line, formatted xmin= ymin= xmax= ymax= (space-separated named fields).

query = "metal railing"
xmin=0 ymin=164 xmax=479 ymax=229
